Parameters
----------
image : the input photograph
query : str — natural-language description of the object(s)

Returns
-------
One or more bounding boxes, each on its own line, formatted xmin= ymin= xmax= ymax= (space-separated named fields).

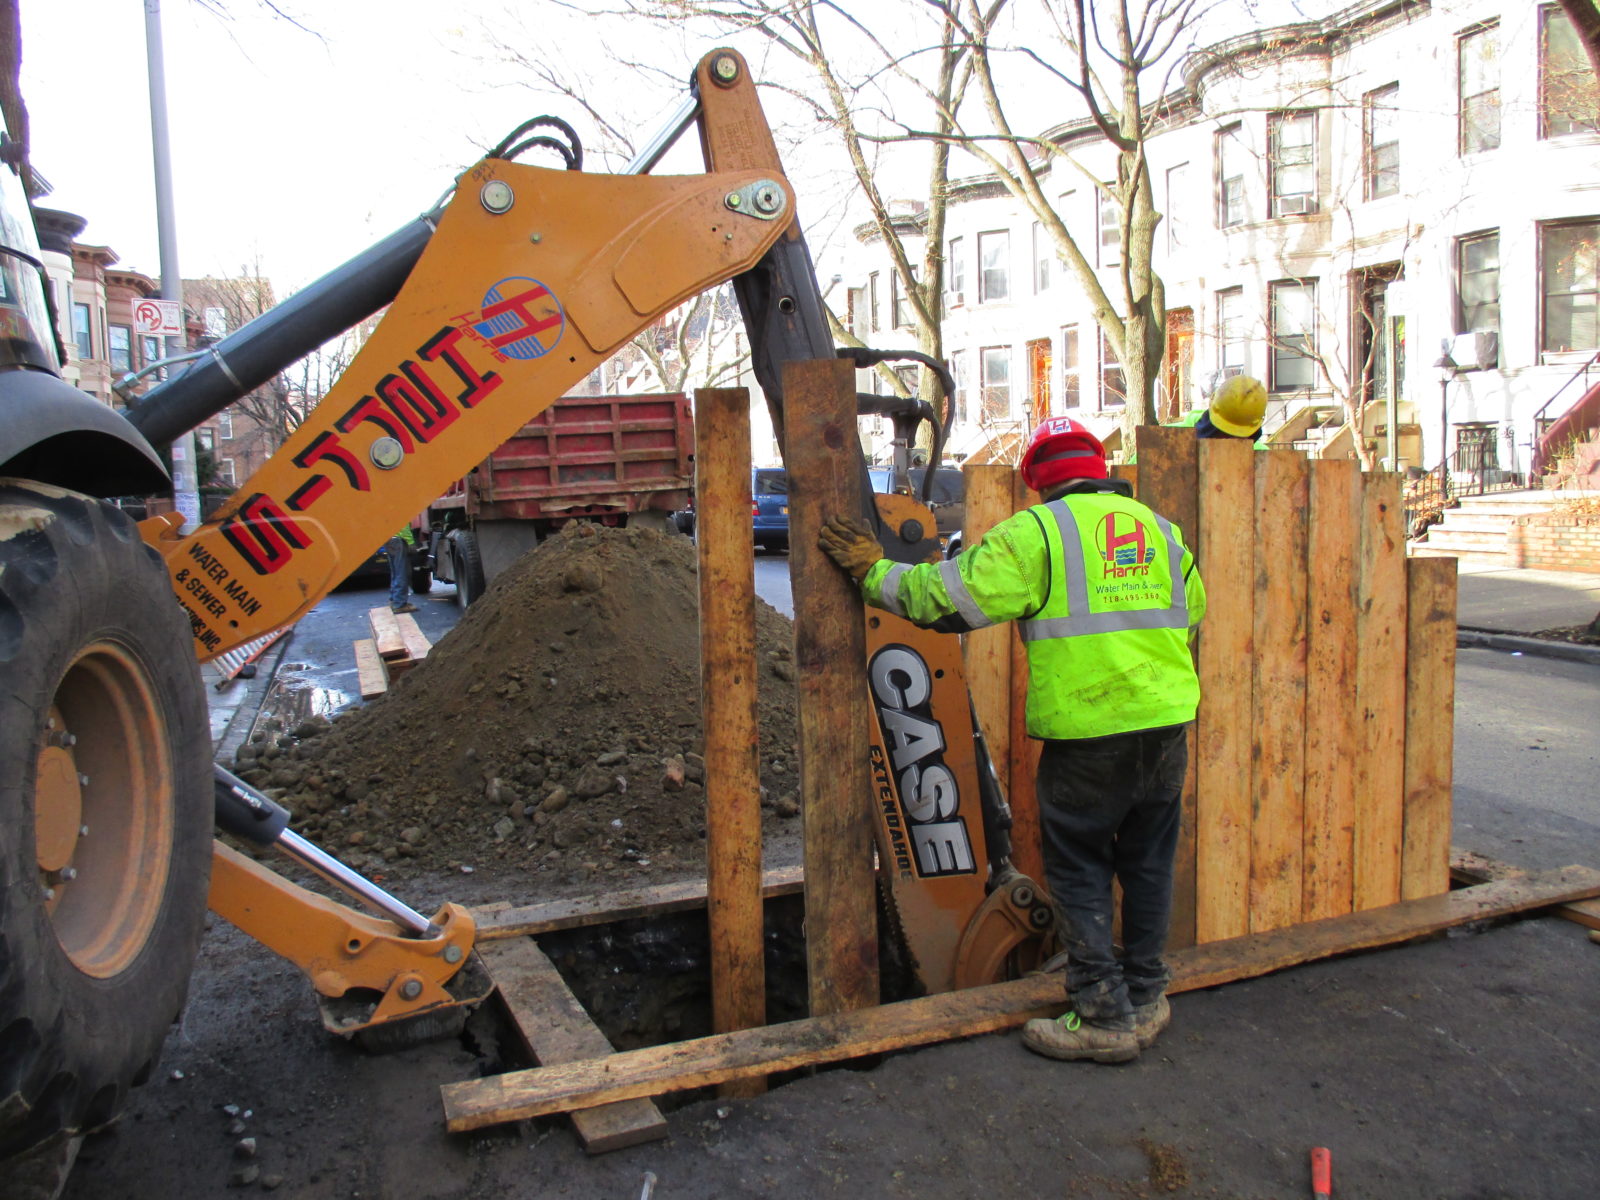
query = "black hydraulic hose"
xmin=125 ymin=214 xmax=438 ymax=450
xmin=835 ymin=346 xmax=955 ymax=507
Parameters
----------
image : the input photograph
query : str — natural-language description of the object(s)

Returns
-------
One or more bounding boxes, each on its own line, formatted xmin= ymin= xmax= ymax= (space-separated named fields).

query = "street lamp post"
xmin=1432 ymin=352 xmax=1457 ymax=501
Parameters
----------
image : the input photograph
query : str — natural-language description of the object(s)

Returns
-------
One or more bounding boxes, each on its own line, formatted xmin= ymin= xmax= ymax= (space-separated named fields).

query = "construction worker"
xmin=819 ymin=416 xmax=1205 ymax=1064
xmin=386 ymin=526 xmax=419 ymax=615
xmin=1178 ymin=373 xmax=1268 ymax=442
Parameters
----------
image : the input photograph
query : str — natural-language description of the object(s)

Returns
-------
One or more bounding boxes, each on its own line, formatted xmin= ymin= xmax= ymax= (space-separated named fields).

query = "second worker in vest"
xmin=819 ymin=417 xmax=1206 ymax=1064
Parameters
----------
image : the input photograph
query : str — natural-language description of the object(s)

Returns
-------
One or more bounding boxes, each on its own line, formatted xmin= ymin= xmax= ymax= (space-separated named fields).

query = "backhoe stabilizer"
xmin=208 ymin=840 xmax=491 ymax=1040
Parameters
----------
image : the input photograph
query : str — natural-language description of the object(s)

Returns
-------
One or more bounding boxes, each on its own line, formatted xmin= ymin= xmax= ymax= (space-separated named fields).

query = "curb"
xmin=1456 ymin=627 xmax=1600 ymax=665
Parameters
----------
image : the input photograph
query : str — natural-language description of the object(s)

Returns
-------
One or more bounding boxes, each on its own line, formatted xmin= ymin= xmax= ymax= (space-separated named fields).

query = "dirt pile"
xmin=232 ymin=523 xmax=801 ymax=893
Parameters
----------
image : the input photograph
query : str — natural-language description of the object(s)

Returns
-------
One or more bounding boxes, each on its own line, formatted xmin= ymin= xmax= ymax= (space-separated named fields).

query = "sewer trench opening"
xmin=465 ymin=893 xmax=925 ymax=1111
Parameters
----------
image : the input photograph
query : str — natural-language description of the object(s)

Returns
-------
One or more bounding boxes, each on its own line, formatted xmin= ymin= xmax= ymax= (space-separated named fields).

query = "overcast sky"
xmin=21 ymin=0 xmax=1324 ymax=296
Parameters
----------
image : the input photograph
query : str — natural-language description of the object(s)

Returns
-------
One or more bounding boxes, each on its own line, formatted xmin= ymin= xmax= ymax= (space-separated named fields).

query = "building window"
xmin=1061 ymin=325 xmax=1081 ymax=409
xmin=72 ymin=303 xmax=92 ymax=360
xmin=1217 ymin=287 xmax=1246 ymax=378
xmin=1216 ymin=123 xmax=1246 ymax=228
xmin=1541 ymin=219 xmax=1599 ymax=354
xmin=1456 ymin=232 xmax=1500 ymax=344
xmin=1540 ymin=6 xmax=1600 ymax=138
xmin=978 ymin=231 xmax=1010 ymax=303
xmin=949 ymin=349 xmax=969 ymax=424
xmin=217 ymin=411 xmax=234 ymax=439
xmin=868 ymin=272 xmax=880 ymax=333
xmin=219 ymin=458 xmax=237 ymax=486
xmin=979 ymin=346 xmax=1010 ymax=421
xmin=847 ymin=286 xmax=867 ymax=339
xmin=1268 ymin=111 xmax=1316 ymax=217
xmin=1099 ymin=332 xmax=1125 ymax=408
xmin=948 ymin=236 xmax=966 ymax=304
xmin=1165 ymin=163 xmax=1189 ymax=254
xmin=1364 ymin=85 xmax=1400 ymax=200
xmin=139 ymin=334 xmax=162 ymax=370
xmin=196 ymin=428 xmax=215 ymax=453
xmin=1458 ymin=22 xmax=1501 ymax=155
xmin=1097 ymin=188 xmax=1121 ymax=268
xmin=891 ymin=270 xmax=917 ymax=330
xmin=1032 ymin=223 xmax=1051 ymax=293
xmin=109 ymin=324 xmax=133 ymax=373
xmin=1269 ymin=279 xmax=1318 ymax=392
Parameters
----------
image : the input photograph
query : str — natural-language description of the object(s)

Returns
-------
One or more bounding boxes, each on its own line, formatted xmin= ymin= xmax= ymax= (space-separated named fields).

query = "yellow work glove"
xmin=818 ymin=514 xmax=884 ymax=580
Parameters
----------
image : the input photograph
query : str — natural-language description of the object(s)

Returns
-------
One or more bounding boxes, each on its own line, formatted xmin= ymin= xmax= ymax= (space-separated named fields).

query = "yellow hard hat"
xmin=1209 ymin=374 xmax=1267 ymax=438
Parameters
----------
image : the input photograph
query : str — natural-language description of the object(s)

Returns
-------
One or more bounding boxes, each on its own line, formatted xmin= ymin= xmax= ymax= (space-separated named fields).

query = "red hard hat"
xmin=1020 ymin=416 xmax=1108 ymax=492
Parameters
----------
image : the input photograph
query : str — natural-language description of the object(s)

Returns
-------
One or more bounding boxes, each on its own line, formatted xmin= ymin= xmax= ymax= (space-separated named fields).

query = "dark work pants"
xmin=1036 ymin=724 xmax=1188 ymax=1031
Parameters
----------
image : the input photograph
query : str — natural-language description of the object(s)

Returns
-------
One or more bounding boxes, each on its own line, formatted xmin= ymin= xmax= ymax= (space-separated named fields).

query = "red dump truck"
xmin=425 ymin=392 xmax=694 ymax=605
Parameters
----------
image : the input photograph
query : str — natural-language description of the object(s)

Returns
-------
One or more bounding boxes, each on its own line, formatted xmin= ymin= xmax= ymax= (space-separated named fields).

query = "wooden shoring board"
xmin=1401 ymin=559 xmax=1457 ymax=899
xmin=1248 ymin=451 xmax=1309 ymax=932
xmin=1353 ymin=474 xmax=1408 ymax=909
xmin=1003 ymin=467 xmax=1044 ymax=888
xmin=1194 ymin=439 xmax=1255 ymax=942
xmin=480 ymin=937 xmax=667 ymax=1153
xmin=367 ymin=607 xmax=407 ymax=660
xmin=1301 ymin=459 xmax=1360 ymax=920
xmin=781 ymin=358 xmax=878 ymax=1016
xmin=1449 ymin=849 xmax=1600 ymax=930
xmin=353 ymin=639 xmax=388 ymax=700
xmin=694 ymin=387 xmax=766 ymax=1093
xmin=960 ymin=465 xmax=1018 ymax=802
xmin=1136 ymin=424 xmax=1200 ymax=949
xmin=440 ymin=866 xmax=1600 ymax=1132
xmin=470 ymin=864 xmax=805 ymax=941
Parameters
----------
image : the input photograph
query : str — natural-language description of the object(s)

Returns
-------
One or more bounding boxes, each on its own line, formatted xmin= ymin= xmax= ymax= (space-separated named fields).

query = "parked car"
xmin=869 ymin=464 xmax=966 ymax=554
xmin=752 ymin=466 xmax=789 ymax=552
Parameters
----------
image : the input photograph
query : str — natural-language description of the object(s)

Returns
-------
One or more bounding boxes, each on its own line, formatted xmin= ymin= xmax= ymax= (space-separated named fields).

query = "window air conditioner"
xmin=1275 ymin=194 xmax=1316 ymax=216
xmin=948 ymin=291 xmax=965 ymax=308
xmin=1450 ymin=330 xmax=1499 ymax=371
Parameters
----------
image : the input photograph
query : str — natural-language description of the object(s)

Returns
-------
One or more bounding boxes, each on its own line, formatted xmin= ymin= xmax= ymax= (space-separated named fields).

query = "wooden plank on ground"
xmin=394 ymin=613 xmax=431 ymax=664
xmin=1194 ymin=439 xmax=1255 ymax=942
xmin=694 ymin=387 xmax=765 ymax=1094
xmin=480 ymin=937 xmax=667 ymax=1153
xmin=367 ymin=607 xmax=407 ymax=660
xmin=1353 ymin=473 xmax=1408 ymax=909
xmin=1302 ymin=459 xmax=1360 ymax=921
xmin=782 ymin=358 xmax=878 ymax=1017
xmin=441 ymin=866 xmax=1600 ymax=1131
xmin=961 ymin=465 xmax=1017 ymax=800
xmin=353 ymin=639 xmax=388 ymax=700
xmin=471 ymin=864 xmax=805 ymax=941
xmin=1401 ymin=557 xmax=1457 ymax=900
xmin=1249 ymin=450 xmax=1309 ymax=932
xmin=1137 ymin=424 xmax=1200 ymax=949
xmin=1449 ymin=848 xmax=1600 ymax=930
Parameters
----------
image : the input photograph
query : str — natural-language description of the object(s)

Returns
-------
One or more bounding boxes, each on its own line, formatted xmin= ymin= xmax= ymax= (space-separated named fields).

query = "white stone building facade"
xmin=843 ymin=0 xmax=1599 ymax=478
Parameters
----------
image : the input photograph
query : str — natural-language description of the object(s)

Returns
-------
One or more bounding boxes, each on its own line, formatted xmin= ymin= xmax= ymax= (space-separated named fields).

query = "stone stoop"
xmin=1411 ymin=490 xmax=1568 ymax=563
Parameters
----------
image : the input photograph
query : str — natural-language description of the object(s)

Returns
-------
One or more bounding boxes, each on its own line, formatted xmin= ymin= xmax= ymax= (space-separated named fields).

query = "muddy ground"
xmin=53 ymin=531 xmax=1600 ymax=1199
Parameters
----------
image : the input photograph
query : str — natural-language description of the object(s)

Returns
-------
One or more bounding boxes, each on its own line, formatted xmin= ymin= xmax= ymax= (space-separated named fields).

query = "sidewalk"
xmin=1453 ymin=562 xmax=1600 ymax=663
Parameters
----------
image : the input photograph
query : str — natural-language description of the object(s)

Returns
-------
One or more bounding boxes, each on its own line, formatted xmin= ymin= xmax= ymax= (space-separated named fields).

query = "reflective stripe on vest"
xmin=877 ymin=562 xmax=912 ymax=618
xmin=1019 ymin=500 xmax=1189 ymax=642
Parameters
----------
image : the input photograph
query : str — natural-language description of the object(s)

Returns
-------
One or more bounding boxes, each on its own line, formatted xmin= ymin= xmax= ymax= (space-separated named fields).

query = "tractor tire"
xmin=451 ymin=532 xmax=485 ymax=609
xmin=0 ymin=481 xmax=212 ymax=1176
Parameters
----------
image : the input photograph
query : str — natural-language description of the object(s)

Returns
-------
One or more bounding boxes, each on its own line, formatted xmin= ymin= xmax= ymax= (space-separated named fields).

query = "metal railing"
xmin=1405 ymin=445 xmax=1527 ymax=538
xmin=1529 ymin=350 xmax=1600 ymax=479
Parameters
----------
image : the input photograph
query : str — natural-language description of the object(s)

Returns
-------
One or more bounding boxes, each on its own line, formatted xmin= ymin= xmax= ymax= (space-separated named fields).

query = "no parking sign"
xmin=132 ymin=298 xmax=183 ymax=339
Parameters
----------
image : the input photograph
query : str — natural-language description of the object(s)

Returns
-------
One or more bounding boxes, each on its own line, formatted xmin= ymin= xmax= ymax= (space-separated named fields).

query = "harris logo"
xmin=1095 ymin=512 xmax=1156 ymax=577
xmin=456 ymin=277 xmax=565 ymax=362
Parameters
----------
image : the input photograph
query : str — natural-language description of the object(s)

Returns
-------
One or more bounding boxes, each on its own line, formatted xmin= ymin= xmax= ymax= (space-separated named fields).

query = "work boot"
xmin=1132 ymin=995 xmax=1170 ymax=1050
xmin=392 ymin=602 xmax=420 ymax=614
xmin=1021 ymin=1011 xmax=1139 ymax=1064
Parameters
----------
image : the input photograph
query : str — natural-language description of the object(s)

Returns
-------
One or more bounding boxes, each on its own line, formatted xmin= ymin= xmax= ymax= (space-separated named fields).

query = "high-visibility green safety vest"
xmin=861 ymin=487 xmax=1205 ymax=740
